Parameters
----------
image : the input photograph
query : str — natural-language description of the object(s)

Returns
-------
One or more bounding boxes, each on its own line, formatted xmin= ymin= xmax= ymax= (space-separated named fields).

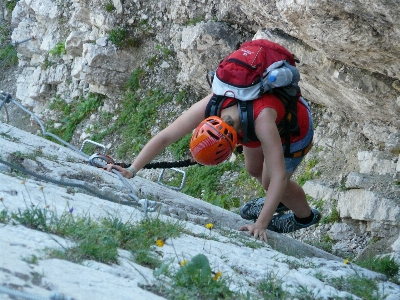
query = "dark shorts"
xmin=284 ymin=156 xmax=304 ymax=173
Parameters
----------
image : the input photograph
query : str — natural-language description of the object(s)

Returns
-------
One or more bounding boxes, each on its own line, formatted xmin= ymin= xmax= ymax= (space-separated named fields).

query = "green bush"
xmin=153 ymin=254 xmax=232 ymax=299
xmin=357 ymin=256 xmax=400 ymax=279
xmin=49 ymin=41 xmax=66 ymax=57
xmin=109 ymin=28 xmax=139 ymax=48
xmin=104 ymin=2 xmax=115 ymax=12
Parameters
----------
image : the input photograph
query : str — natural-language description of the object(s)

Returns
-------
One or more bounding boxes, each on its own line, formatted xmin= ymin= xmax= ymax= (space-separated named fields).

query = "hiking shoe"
xmin=240 ymin=198 xmax=290 ymax=220
xmin=276 ymin=202 xmax=289 ymax=213
xmin=267 ymin=209 xmax=321 ymax=233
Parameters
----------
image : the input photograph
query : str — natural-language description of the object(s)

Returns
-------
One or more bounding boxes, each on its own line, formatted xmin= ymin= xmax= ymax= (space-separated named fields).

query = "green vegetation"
xmin=115 ymin=89 xmax=172 ymax=157
xmin=311 ymin=198 xmax=324 ymax=210
xmin=41 ymin=58 xmax=54 ymax=70
xmin=233 ymin=159 xmax=265 ymax=200
xmin=10 ymin=149 xmax=57 ymax=162
xmin=5 ymin=206 xmax=184 ymax=267
xmin=125 ymin=68 xmax=145 ymax=91
xmin=329 ymin=274 xmax=381 ymax=300
xmin=49 ymin=41 xmax=66 ymax=57
xmin=0 ymin=44 xmax=18 ymax=67
xmin=297 ymin=158 xmax=320 ymax=186
xmin=156 ymin=44 xmax=172 ymax=57
xmin=0 ymin=130 xmax=20 ymax=142
xmin=5 ymin=0 xmax=18 ymax=12
xmin=171 ymin=134 xmax=191 ymax=159
xmin=321 ymin=205 xmax=340 ymax=224
xmin=305 ymin=234 xmax=334 ymax=253
xmin=0 ymin=209 xmax=8 ymax=223
xmin=47 ymin=93 xmax=104 ymax=143
xmin=149 ymin=254 xmax=233 ymax=299
xmin=184 ymin=15 xmax=205 ymax=26
xmin=356 ymin=255 xmax=399 ymax=281
xmin=174 ymin=90 xmax=188 ymax=105
xmin=182 ymin=162 xmax=242 ymax=209
xmin=255 ymin=273 xmax=287 ymax=299
xmin=0 ymin=23 xmax=17 ymax=67
xmin=22 ymin=254 xmax=39 ymax=265
xmin=147 ymin=44 xmax=173 ymax=68
xmin=87 ymin=69 xmax=172 ymax=158
xmin=104 ymin=2 xmax=115 ymax=12
xmin=109 ymin=28 xmax=140 ymax=48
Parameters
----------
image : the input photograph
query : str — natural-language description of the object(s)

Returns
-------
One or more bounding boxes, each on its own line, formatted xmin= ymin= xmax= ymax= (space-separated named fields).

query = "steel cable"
xmin=0 ymin=92 xmax=161 ymax=213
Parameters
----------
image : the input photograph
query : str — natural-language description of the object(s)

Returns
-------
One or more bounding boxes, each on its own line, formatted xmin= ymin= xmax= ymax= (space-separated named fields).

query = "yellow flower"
xmin=156 ymin=239 xmax=165 ymax=247
xmin=179 ymin=260 xmax=188 ymax=266
xmin=213 ymin=270 xmax=222 ymax=281
xmin=343 ymin=258 xmax=350 ymax=265
xmin=39 ymin=186 xmax=44 ymax=190
xmin=21 ymin=180 xmax=25 ymax=184
xmin=205 ymin=223 xmax=214 ymax=230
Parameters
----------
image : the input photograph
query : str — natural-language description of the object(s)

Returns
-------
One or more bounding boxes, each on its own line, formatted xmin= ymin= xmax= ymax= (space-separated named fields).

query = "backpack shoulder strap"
xmin=205 ymin=94 xmax=227 ymax=118
xmin=206 ymin=95 xmax=257 ymax=144
xmin=273 ymin=88 xmax=301 ymax=157
xmin=237 ymin=100 xmax=256 ymax=144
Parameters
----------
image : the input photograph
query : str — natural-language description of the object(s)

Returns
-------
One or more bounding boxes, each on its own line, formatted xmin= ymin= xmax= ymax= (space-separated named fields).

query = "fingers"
xmin=254 ymin=231 xmax=268 ymax=243
xmin=238 ymin=225 xmax=248 ymax=231
xmin=106 ymin=164 xmax=123 ymax=173
xmin=238 ymin=224 xmax=267 ymax=243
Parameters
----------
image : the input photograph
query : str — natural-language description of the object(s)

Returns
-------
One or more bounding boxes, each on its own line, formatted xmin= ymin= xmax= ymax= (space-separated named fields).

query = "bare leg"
xmin=243 ymin=146 xmax=312 ymax=219
xmin=281 ymin=174 xmax=312 ymax=219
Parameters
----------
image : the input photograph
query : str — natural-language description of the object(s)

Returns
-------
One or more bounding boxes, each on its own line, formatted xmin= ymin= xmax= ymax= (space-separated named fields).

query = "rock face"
xmin=8 ymin=0 xmax=400 ymax=141
xmin=1 ymin=122 xmax=400 ymax=300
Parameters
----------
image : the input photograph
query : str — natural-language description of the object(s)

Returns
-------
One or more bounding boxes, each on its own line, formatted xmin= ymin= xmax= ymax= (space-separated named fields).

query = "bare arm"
xmin=255 ymin=108 xmax=288 ymax=226
xmin=239 ymin=108 xmax=288 ymax=242
xmin=107 ymin=93 xmax=213 ymax=177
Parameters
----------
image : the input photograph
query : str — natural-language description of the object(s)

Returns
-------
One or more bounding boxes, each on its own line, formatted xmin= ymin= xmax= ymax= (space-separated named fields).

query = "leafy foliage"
xmin=49 ymin=41 xmax=66 ymax=57
xmin=153 ymin=254 xmax=233 ymax=299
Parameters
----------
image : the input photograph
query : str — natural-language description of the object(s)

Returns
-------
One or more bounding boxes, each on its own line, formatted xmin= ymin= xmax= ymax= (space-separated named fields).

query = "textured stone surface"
xmin=1 ymin=122 xmax=400 ymax=300
xmin=8 ymin=0 xmax=400 ymax=143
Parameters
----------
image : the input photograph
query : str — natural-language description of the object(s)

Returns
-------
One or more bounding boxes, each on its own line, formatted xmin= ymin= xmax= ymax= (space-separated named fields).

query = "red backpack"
xmin=206 ymin=39 xmax=301 ymax=154
xmin=209 ymin=39 xmax=299 ymax=100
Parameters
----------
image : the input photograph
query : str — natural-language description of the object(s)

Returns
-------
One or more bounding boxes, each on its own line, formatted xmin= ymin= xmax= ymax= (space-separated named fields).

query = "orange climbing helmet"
xmin=190 ymin=116 xmax=237 ymax=166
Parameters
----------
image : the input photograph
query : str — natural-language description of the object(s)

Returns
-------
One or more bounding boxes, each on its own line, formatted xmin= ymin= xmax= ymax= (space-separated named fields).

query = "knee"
xmin=246 ymin=163 xmax=265 ymax=181
xmin=246 ymin=167 xmax=270 ymax=190
xmin=246 ymin=167 xmax=262 ymax=179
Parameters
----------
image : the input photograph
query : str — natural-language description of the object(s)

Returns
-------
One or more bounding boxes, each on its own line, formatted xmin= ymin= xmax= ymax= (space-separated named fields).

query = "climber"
xmin=106 ymin=39 xmax=321 ymax=242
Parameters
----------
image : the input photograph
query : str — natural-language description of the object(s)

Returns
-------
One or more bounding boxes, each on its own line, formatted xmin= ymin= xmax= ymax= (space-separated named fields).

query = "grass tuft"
xmin=46 ymin=93 xmax=104 ymax=143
